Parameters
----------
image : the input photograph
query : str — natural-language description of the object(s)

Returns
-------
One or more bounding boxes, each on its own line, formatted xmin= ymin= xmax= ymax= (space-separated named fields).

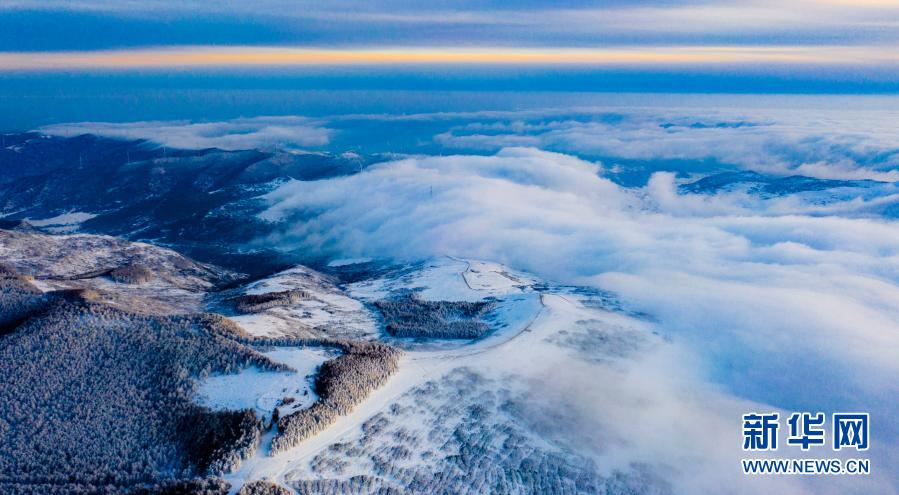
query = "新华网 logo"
xmin=742 ymin=412 xmax=868 ymax=451
xmin=741 ymin=412 xmax=870 ymax=476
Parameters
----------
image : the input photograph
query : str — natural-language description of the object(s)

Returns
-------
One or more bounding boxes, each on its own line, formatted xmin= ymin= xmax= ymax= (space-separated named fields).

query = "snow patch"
xmin=233 ymin=265 xmax=378 ymax=339
xmin=349 ymin=257 xmax=534 ymax=303
xmin=27 ymin=211 xmax=97 ymax=226
xmin=195 ymin=347 xmax=332 ymax=418
xmin=27 ymin=211 xmax=97 ymax=232
xmin=327 ymin=257 xmax=373 ymax=267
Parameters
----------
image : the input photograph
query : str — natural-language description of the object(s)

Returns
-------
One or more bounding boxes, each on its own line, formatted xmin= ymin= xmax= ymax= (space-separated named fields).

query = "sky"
xmin=0 ymin=0 xmax=897 ymax=129
xmin=2 ymin=0 xmax=899 ymax=51
xmin=0 ymin=0 xmax=897 ymax=88
xmin=3 ymin=3 xmax=899 ymax=492
xmin=244 ymin=104 xmax=899 ymax=492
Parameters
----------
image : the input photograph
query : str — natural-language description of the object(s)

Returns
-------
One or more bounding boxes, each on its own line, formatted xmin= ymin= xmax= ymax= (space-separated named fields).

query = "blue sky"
xmin=2 ymin=4 xmax=899 ymax=489
xmin=0 ymin=0 xmax=897 ymax=128
xmin=2 ymin=0 xmax=899 ymax=50
xmin=1 ymin=1 xmax=897 ymax=77
xmin=0 ymin=1 xmax=896 ymax=68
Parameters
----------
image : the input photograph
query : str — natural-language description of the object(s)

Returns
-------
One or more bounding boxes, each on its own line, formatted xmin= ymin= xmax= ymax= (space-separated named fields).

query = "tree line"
xmin=0 ymin=263 xmax=285 ymax=493
xmin=374 ymin=294 xmax=495 ymax=340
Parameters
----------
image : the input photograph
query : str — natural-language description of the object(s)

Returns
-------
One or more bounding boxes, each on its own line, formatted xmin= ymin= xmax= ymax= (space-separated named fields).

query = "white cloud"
xmin=434 ymin=108 xmax=899 ymax=182
xmin=260 ymin=146 xmax=899 ymax=490
xmin=40 ymin=116 xmax=332 ymax=150
xmin=43 ymin=106 xmax=897 ymax=490
xmin=5 ymin=0 xmax=898 ymax=45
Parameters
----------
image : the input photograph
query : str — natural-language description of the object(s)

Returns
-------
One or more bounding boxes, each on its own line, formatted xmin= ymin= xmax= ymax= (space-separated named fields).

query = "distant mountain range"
xmin=679 ymin=169 xmax=880 ymax=196
xmin=4 ymin=132 xmax=897 ymax=278
xmin=0 ymin=133 xmax=379 ymax=277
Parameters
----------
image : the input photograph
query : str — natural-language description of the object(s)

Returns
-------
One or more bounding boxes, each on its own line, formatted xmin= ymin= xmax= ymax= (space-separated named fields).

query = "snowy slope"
xmin=226 ymin=265 xmax=379 ymax=340
xmin=196 ymin=347 xmax=334 ymax=420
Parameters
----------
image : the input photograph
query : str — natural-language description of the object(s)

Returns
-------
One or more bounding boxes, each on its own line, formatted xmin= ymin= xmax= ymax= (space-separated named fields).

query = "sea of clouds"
xmin=257 ymin=107 xmax=898 ymax=493
xmin=427 ymin=107 xmax=899 ymax=182
xmin=42 ymin=105 xmax=899 ymax=493
xmin=41 ymin=116 xmax=331 ymax=150
xmin=260 ymin=145 xmax=899 ymax=405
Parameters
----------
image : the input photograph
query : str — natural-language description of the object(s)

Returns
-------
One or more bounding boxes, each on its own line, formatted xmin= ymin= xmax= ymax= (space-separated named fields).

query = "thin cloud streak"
xmin=1 ymin=45 xmax=897 ymax=71
xmin=1 ymin=0 xmax=897 ymax=54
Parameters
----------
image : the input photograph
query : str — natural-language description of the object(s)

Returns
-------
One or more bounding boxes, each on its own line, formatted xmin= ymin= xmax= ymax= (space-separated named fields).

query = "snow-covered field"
xmin=223 ymin=257 xmax=660 ymax=493
xmin=222 ymin=254 xmax=891 ymax=495
xmin=0 ymin=228 xmax=234 ymax=313
xmin=26 ymin=211 xmax=97 ymax=232
xmin=195 ymin=347 xmax=333 ymax=419
xmin=462 ymin=259 xmax=538 ymax=293
xmin=228 ymin=265 xmax=379 ymax=339
xmin=347 ymin=257 xmax=532 ymax=302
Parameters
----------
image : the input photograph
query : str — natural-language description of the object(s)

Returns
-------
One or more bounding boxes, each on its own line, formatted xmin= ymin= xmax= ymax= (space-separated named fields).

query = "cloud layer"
xmin=260 ymin=145 xmax=899 ymax=490
xmin=3 ymin=0 xmax=898 ymax=50
xmin=41 ymin=116 xmax=331 ymax=150
xmin=43 ymin=104 xmax=899 ymax=491
xmin=49 ymin=103 xmax=899 ymax=182
xmin=433 ymin=107 xmax=899 ymax=182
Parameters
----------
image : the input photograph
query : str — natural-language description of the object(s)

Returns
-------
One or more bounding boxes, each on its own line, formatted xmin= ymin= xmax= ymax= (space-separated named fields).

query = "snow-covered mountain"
xmin=2 ymin=130 xmax=896 ymax=495
xmin=0 ymin=133 xmax=377 ymax=277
